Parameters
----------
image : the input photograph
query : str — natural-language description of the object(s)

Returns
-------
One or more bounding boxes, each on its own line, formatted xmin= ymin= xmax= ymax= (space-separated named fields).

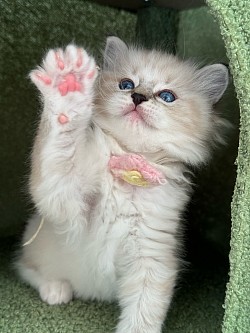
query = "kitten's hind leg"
xmin=39 ymin=280 xmax=73 ymax=305
xmin=16 ymin=260 xmax=73 ymax=305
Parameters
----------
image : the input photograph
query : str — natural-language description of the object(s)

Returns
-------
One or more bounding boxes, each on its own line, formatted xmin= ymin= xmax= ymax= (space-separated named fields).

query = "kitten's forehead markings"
xmin=137 ymin=79 xmax=155 ymax=94
xmin=135 ymin=60 xmax=165 ymax=80
xmin=135 ymin=83 xmax=152 ymax=97
xmin=139 ymin=69 xmax=156 ymax=83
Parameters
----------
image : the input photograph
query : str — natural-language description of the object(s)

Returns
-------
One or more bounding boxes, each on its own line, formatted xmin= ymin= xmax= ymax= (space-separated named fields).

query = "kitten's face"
xmin=94 ymin=38 xmax=228 ymax=165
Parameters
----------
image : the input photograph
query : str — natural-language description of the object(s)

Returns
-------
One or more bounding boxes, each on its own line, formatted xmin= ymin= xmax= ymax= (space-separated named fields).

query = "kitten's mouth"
xmin=127 ymin=109 xmax=143 ymax=121
xmin=124 ymin=105 xmax=145 ymax=123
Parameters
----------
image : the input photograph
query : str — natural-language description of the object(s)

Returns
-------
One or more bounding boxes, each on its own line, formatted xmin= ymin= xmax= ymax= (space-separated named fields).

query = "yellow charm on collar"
xmin=121 ymin=170 xmax=149 ymax=187
xmin=109 ymin=154 xmax=166 ymax=187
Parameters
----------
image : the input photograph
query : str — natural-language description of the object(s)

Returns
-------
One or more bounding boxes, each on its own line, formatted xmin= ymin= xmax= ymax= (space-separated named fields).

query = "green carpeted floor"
xmin=0 ymin=238 xmax=228 ymax=333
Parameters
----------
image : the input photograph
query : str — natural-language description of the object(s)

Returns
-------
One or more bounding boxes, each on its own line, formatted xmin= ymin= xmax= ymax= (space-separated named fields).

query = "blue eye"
xmin=158 ymin=90 xmax=176 ymax=103
xmin=119 ymin=79 xmax=135 ymax=90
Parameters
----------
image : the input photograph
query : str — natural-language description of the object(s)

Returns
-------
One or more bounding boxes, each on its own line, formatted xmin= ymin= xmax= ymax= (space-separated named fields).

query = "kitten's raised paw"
xmin=30 ymin=45 xmax=98 ymax=97
xmin=39 ymin=280 xmax=73 ymax=305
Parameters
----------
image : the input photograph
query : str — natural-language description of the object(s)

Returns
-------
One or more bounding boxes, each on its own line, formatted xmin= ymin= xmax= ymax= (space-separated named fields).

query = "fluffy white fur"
xmin=16 ymin=37 xmax=229 ymax=333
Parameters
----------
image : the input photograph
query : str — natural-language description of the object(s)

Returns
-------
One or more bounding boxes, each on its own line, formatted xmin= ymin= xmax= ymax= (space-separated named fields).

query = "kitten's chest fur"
xmin=65 ymin=182 xmax=147 ymax=300
xmin=83 ymin=127 xmax=188 ymax=250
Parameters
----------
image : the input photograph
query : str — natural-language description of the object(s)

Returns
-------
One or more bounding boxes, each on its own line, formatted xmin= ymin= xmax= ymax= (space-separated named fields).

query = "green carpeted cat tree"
xmin=0 ymin=1 xmax=249 ymax=332
xmin=207 ymin=1 xmax=250 ymax=332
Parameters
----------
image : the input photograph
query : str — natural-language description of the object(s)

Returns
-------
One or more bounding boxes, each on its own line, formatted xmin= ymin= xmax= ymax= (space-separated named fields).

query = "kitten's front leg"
xmin=29 ymin=45 xmax=98 ymax=225
xmin=116 ymin=239 xmax=177 ymax=333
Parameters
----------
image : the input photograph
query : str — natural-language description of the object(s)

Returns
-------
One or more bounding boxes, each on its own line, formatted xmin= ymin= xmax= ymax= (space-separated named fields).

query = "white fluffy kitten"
xmin=16 ymin=37 xmax=229 ymax=333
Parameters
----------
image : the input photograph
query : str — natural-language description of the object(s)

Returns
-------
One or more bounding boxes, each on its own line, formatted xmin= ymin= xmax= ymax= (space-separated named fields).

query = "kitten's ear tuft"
xmin=196 ymin=64 xmax=229 ymax=104
xmin=103 ymin=36 xmax=128 ymax=70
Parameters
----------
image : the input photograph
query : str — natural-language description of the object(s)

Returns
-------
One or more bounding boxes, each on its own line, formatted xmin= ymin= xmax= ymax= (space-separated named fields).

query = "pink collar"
xmin=108 ymin=154 xmax=166 ymax=187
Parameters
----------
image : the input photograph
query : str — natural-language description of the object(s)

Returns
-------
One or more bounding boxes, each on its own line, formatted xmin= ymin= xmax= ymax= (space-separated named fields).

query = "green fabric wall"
xmin=177 ymin=7 xmax=239 ymax=258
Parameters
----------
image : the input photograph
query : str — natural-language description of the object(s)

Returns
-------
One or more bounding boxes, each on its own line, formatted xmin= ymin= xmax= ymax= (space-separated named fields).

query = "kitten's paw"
xmin=30 ymin=45 xmax=98 ymax=97
xmin=39 ymin=280 xmax=73 ymax=305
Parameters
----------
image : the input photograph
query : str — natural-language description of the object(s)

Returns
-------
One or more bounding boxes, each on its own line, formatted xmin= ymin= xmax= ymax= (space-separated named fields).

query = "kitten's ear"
xmin=103 ymin=36 xmax=128 ymax=70
xmin=196 ymin=64 xmax=229 ymax=104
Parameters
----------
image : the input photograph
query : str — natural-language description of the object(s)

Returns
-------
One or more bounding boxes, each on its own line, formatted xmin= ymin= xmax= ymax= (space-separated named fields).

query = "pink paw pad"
xmin=58 ymin=73 xmax=82 ymax=96
xmin=87 ymin=70 xmax=96 ymax=79
xmin=36 ymin=73 xmax=52 ymax=85
xmin=76 ymin=49 xmax=83 ymax=67
xmin=55 ymin=52 xmax=65 ymax=70
xmin=58 ymin=114 xmax=69 ymax=124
